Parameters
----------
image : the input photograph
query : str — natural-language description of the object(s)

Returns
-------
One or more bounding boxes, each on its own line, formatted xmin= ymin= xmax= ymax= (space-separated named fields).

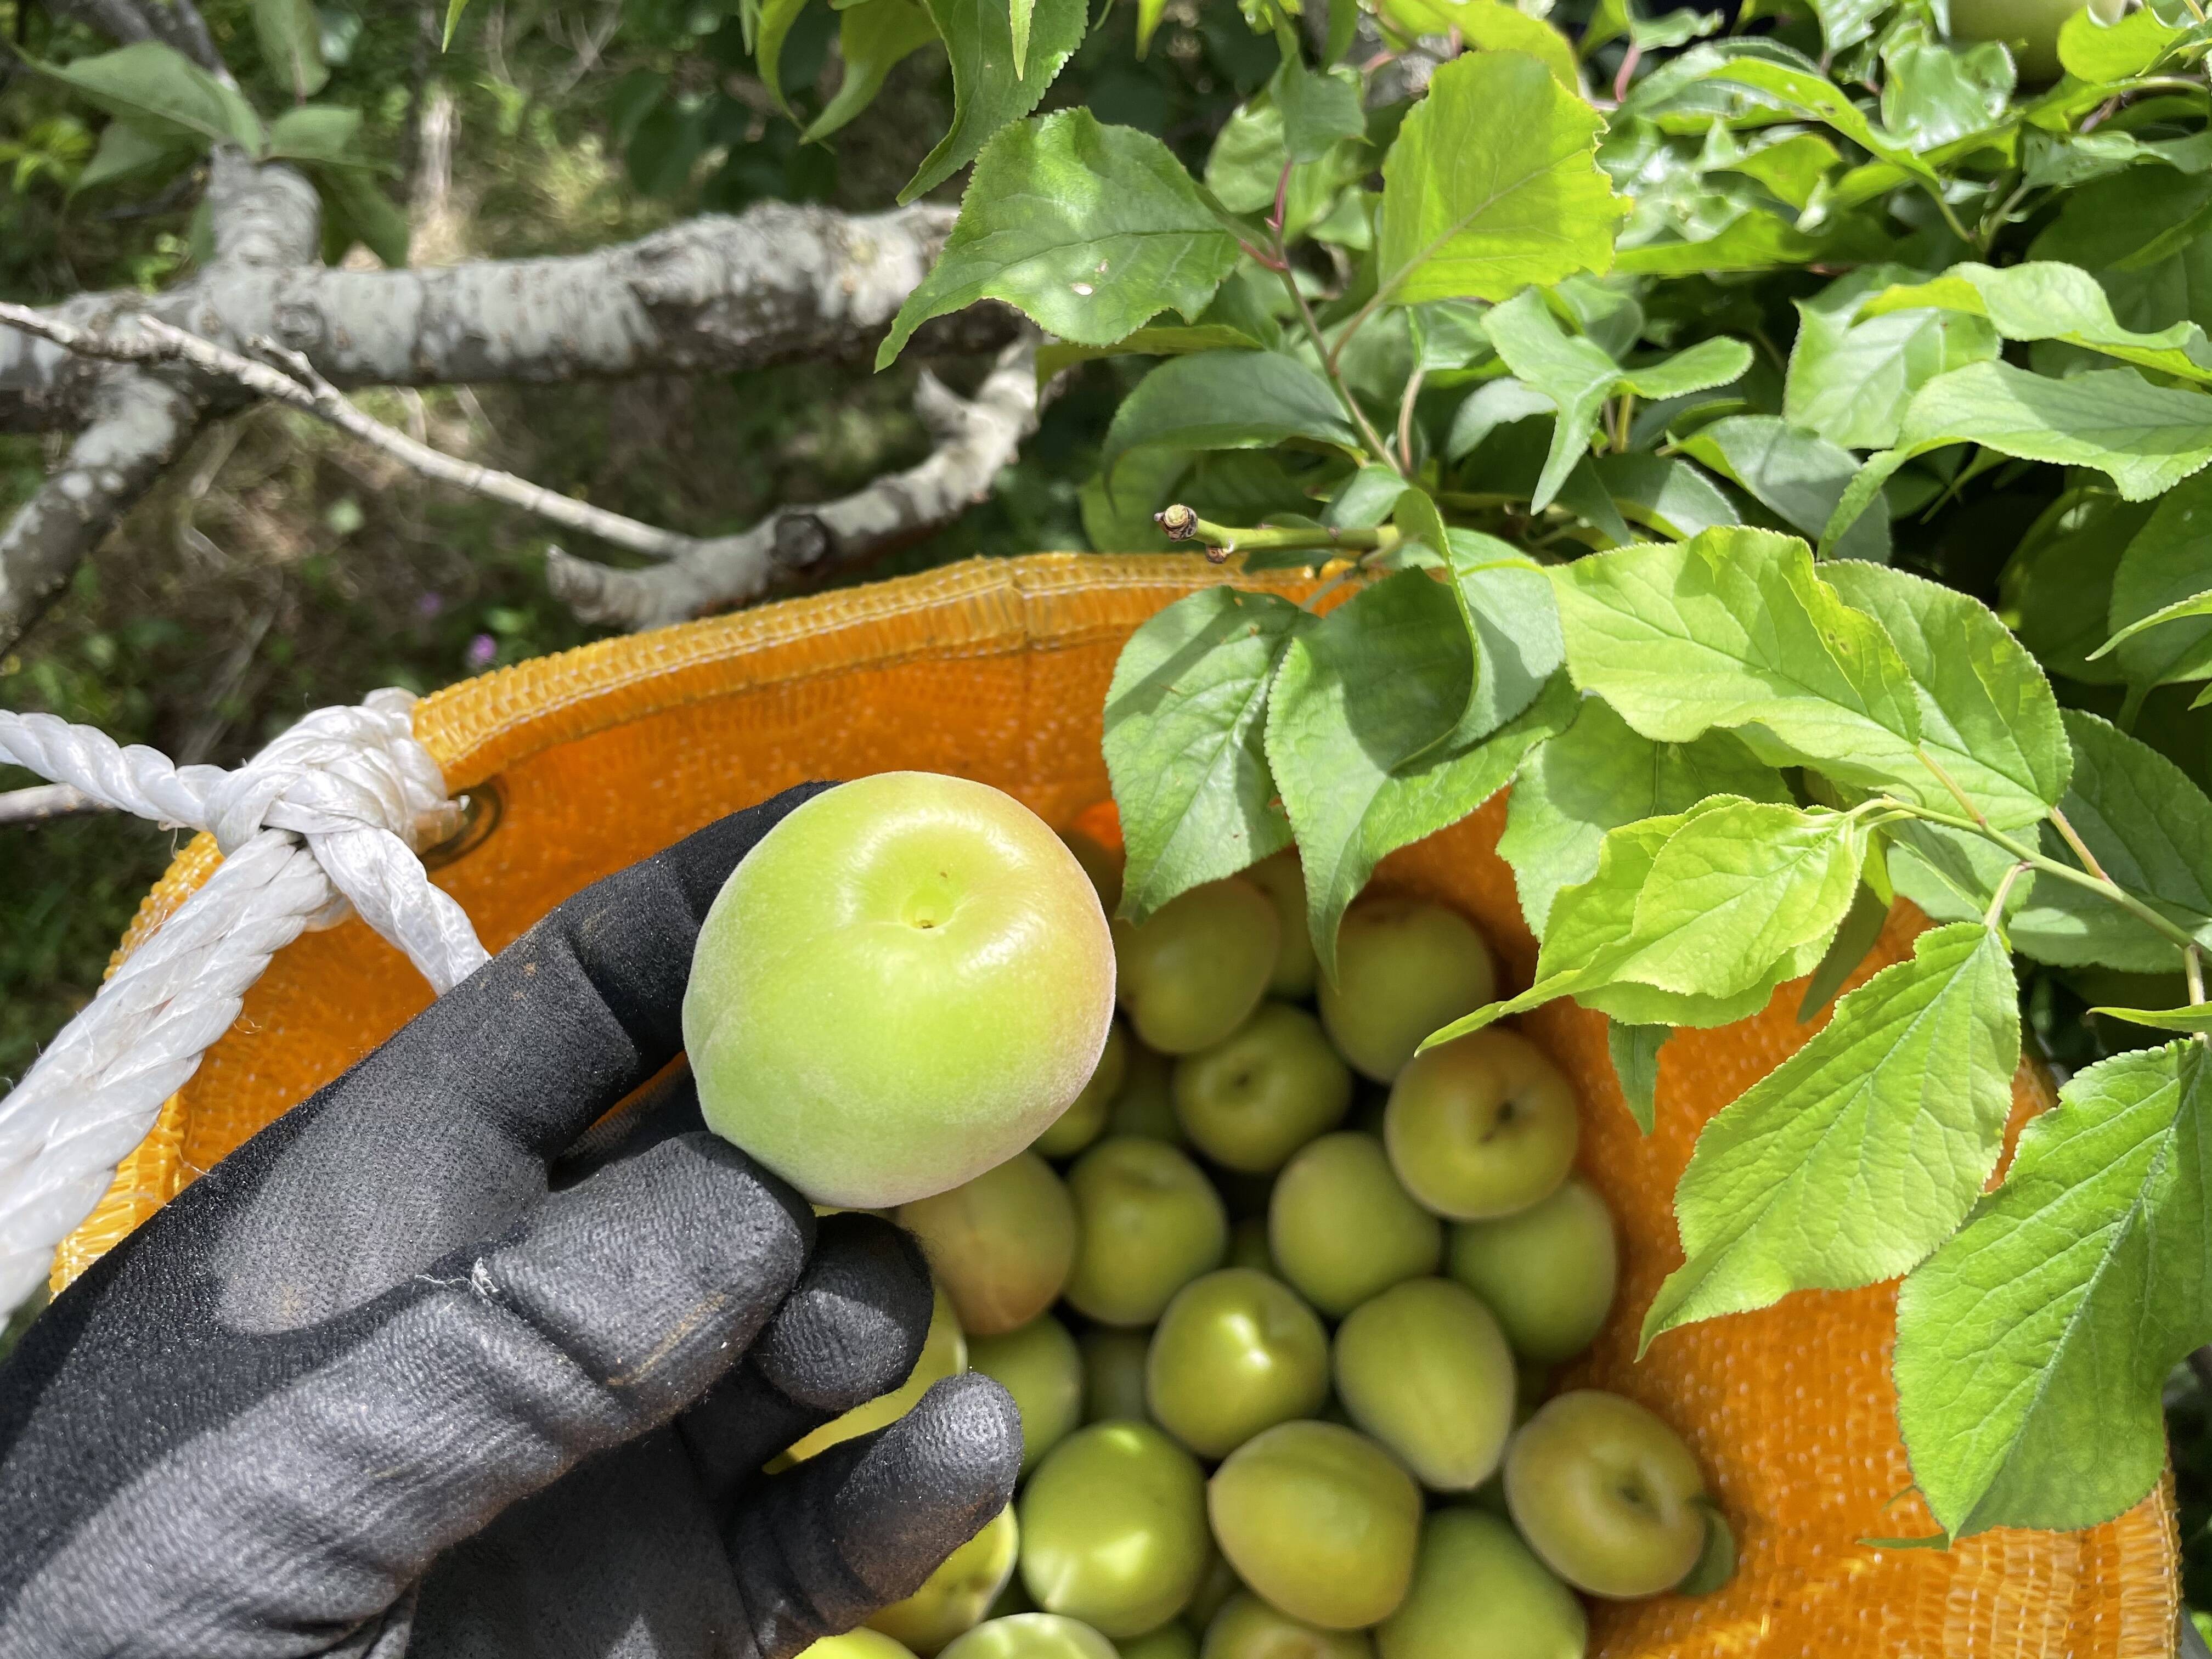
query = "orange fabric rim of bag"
xmin=54 ymin=551 xmax=2180 ymax=1657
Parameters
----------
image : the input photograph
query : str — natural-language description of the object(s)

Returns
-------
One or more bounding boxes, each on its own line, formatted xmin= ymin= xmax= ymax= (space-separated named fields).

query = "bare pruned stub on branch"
xmin=0 ymin=0 xmax=1042 ymax=656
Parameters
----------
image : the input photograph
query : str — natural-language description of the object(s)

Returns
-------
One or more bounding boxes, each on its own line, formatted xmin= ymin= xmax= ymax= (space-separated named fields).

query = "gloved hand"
xmin=0 ymin=784 xmax=1022 ymax=1659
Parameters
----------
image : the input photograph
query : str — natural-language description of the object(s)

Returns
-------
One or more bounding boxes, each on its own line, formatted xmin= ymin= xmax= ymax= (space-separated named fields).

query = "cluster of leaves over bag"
xmin=870 ymin=0 xmax=2212 ymax=1545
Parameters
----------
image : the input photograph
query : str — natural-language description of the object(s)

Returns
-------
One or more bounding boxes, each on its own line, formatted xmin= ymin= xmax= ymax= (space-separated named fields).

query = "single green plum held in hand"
xmin=1447 ymin=1178 xmax=1617 ymax=1364
xmin=1064 ymin=1138 xmax=1229 ymax=1326
xmin=970 ymin=1314 xmax=1086 ymax=1475
xmin=1039 ymin=1022 xmax=1130 ymax=1159
xmin=1146 ymin=1268 xmax=1330 ymax=1459
xmin=1318 ymin=896 xmax=1496 ymax=1082
xmin=1243 ymin=852 xmax=1318 ymax=998
xmin=1115 ymin=878 xmax=1280 ymax=1055
xmin=1333 ymin=1277 xmax=1515 ymax=1491
xmin=686 ymin=772 xmax=1116 ymax=1207
xmin=1374 ymin=1509 xmax=1586 ymax=1659
xmin=1207 ymin=1421 xmax=1423 ymax=1630
xmin=1173 ymin=1003 xmax=1352 ymax=1174
xmin=1020 ymin=1421 xmax=1211 ymax=1638
xmin=1504 ymin=1390 xmax=1708 ymax=1599
xmin=868 ymin=1501 xmax=1021 ymax=1654
xmin=900 ymin=1152 xmax=1077 ymax=1337
xmin=940 ymin=1615 xmax=1121 ymax=1659
xmin=1268 ymin=1134 xmax=1441 ymax=1317
xmin=1201 ymin=1593 xmax=1373 ymax=1658
xmin=1384 ymin=1029 xmax=1579 ymax=1222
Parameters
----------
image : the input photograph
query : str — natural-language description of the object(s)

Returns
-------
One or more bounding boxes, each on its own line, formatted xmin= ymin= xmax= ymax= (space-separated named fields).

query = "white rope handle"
xmin=0 ymin=689 xmax=489 ymax=1318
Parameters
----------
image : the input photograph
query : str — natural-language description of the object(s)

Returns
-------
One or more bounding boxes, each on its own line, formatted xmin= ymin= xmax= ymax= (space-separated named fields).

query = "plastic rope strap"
xmin=0 ymin=690 xmax=488 ymax=1317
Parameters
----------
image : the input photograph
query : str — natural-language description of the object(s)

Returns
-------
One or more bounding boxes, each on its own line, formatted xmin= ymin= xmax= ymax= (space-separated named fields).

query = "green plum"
xmin=970 ymin=1315 xmax=1085 ymax=1474
xmin=900 ymin=1152 xmax=1077 ymax=1336
xmin=1447 ymin=1178 xmax=1617 ymax=1363
xmin=1207 ymin=1421 xmax=1423 ymax=1630
xmin=687 ymin=772 xmax=1116 ymax=1208
xmin=1384 ymin=1029 xmax=1578 ymax=1222
xmin=787 ymin=1285 xmax=966 ymax=1463
xmin=1318 ymin=896 xmax=1496 ymax=1084
xmin=1108 ymin=1044 xmax=1184 ymax=1143
xmin=1373 ymin=1509 xmax=1586 ymax=1659
xmin=1200 ymin=1594 xmax=1372 ymax=1659
xmin=1064 ymin=1138 xmax=1229 ymax=1326
xmin=1064 ymin=829 xmax=1126 ymax=917
xmin=1081 ymin=1328 xmax=1154 ymax=1423
xmin=1172 ymin=1003 xmax=1351 ymax=1174
xmin=1020 ymin=1421 xmax=1211 ymax=1637
xmin=870 ymin=1502 xmax=1021 ymax=1654
xmin=802 ymin=1632 xmax=920 ymax=1659
xmin=1119 ymin=1625 xmax=1200 ymax=1659
xmin=1115 ymin=879 xmax=1280 ymax=1056
xmin=1039 ymin=1023 xmax=1130 ymax=1159
xmin=940 ymin=1616 xmax=1120 ymax=1659
xmin=1146 ymin=1268 xmax=1330 ymax=1459
xmin=1331 ymin=1277 xmax=1515 ymax=1491
xmin=1268 ymin=1135 xmax=1441 ymax=1317
xmin=1243 ymin=853 xmax=1318 ymax=998
xmin=1226 ymin=1217 xmax=1273 ymax=1276
xmin=1504 ymin=1390 xmax=1708 ymax=1599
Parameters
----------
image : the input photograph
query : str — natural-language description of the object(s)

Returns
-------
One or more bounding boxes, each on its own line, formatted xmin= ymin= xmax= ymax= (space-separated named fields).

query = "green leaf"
xmin=1104 ymin=587 xmax=1308 ymax=922
xmin=1437 ymin=528 xmax=1564 ymax=743
xmin=1796 ymin=879 xmax=1892 ymax=1022
xmin=71 ymin=117 xmax=191 ymax=195
xmin=1274 ymin=58 xmax=1363 ymax=165
xmin=1823 ymin=362 xmax=2212 ymax=551
xmin=1822 ymin=561 xmax=2070 ymax=833
xmin=1588 ymin=454 xmax=1741 ymax=540
xmin=1444 ymin=377 xmax=1559 ymax=460
xmin=2090 ymin=1003 xmax=2212 ymax=1034
xmin=2095 ymin=472 xmax=2212 ymax=696
xmin=1136 ymin=0 xmax=1167 ymax=54
xmin=760 ymin=0 xmax=817 ymax=114
xmin=1550 ymin=528 xmax=1939 ymax=805
xmin=1785 ymin=268 xmax=2000 ymax=452
xmin=1877 ymin=22 xmax=2011 ymax=153
xmin=1606 ymin=1019 xmax=1667 ymax=1135
xmin=1034 ymin=323 xmax=1268 ymax=382
xmin=1102 ymin=351 xmax=1361 ymax=486
xmin=1704 ymin=58 xmax=1947 ymax=203
xmin=1204 ymin=95 xmax=1370 ymax=239
xmin=1805 ymin=0 xmax=1884 ymax=54
xmin=1642 ymin=923 xmax=2018 ymax=1351
xmin=1375 ymin=52 xmax=1624 ymax=307
xmin=311 ymin=162 xmax=409 ymax=267
xmin=1677 ymin=415 xmax=1890 ymax=566
xmin=1497 ymin=696 xmax=1789 ymax=934
xmin=35 ymin=43 xmax=266 ymax=156
xmin=266 ymin=104 xmax=363 ymax=165
xmin=443 ymin=0 xmax=470 ymax=48
xmin=1009 ymin=0 xmax=1034 ymax=77
xmin=1443 ymin=797 xmax=1866 ymax=1043
xmin=1407 ymin=300 xmax=1493 ymax=374
xmin=1896 ymin=1042 xmax=2212 ymax=1535
xmin=805 ymin=0 xmax=941 ymax=142
xmin=1377 ymin=0 xmax=1580 ymax=86
xmin=2058 ymin=3 xmax=2186 ymax=81
xmin=255 ymin=0 xmax=329 ymax=100
xmin=901 ymin=0 xmax=1086 ymax=203
xmin=1481 ymin=288 xmax=1751 ymax=512
xmin=1860 ymin=262 xmax=2212 ymax=387
xmin=1710 ymin=131 xmax=1841 ymax=211
xmin=1266 ymin=569 xmax=1571 ymax=975
xmin=879 ymin=112 xmax=1238 ymax=367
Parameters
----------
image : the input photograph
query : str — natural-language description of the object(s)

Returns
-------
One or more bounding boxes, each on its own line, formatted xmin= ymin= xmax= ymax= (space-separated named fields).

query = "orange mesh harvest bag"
xmin=53 ymin=552 xmax=2180 ymax=1657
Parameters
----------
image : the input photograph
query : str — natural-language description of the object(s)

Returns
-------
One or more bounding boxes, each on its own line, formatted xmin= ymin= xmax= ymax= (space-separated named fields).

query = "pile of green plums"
xmin=798 ymin=842 xmax=1731 ymax=1659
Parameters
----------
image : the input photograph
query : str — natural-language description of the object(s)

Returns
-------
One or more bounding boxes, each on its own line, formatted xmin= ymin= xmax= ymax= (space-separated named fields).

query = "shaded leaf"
xmin=1785 ymin=266 xmax=2000 ymax=452
xmin=1102 ymin=350 xmax=1361 ymax=485
xmin=1607 ymin=1019 xmax=1668 ymax=1134
xmin=805 ymin=0 xmax=941 ymax=142
xmin=1378 ymin=0 xmax=1580 ymax=86
xmin=1275 ymin=58 xmax=1363 ymax=165
xmin=1796 ymin=879 xmax=1893 ymax=1021
xmin=1678 ymin=414 xmax=1890 ymax=566
xmin=35 ymin=42 xmax=264 ymax=156
xmin=1861 ymin=261 xmax=2212 ymax=387
xmin=901 ymin=0 xmax=1087 ymax=203
xmin=1105 ymin=587 xmax=1308 ymax=921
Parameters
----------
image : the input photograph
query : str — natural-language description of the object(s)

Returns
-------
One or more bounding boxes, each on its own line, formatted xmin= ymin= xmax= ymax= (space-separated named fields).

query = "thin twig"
xmin=2049 ymin=806 xmax=2112 ymax=884
xmin=0 ymin=785 xmax=106 ymax=826
xmin=1397 ymin=366 xmax=1426 ymax=475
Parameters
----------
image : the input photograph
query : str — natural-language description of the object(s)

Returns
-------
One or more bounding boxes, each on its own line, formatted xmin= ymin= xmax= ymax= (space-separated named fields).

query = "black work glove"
xmin=0 ymin=784 xmax=1022 ymax=1659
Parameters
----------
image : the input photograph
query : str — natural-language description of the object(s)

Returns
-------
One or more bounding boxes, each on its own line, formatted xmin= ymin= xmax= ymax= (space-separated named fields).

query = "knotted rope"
xmin=0 ymin=690 xmax=488 ymax=1317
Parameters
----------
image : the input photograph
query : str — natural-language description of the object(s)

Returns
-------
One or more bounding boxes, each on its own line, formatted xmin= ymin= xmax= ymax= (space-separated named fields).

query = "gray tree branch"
xmin=51 ymin=0 xmax=229 ymax=78
xmin=2 ymin=202 xmax=967 ymax=436
xmin=546 ymin=335 xmax=1054 ymax=630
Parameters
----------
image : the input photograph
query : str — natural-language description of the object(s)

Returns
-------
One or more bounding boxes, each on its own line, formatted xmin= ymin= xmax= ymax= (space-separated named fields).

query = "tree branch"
xmin=0 ymin=369 xmax=202 ymax=645
xmin=52 ymin=0 xmax=229 ymax=78
xmin=0 ymin=785 xmax=105 ymax=826
xmin=547 ymin=335 xmax=1054 ymax=630
xmin=2 ymin=202 xmax=973 ymax=436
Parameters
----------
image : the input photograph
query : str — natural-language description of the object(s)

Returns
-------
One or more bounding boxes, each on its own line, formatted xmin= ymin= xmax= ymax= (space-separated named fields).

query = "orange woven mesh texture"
xmin=56 ymin=553 xmax=2178 ymax=1657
